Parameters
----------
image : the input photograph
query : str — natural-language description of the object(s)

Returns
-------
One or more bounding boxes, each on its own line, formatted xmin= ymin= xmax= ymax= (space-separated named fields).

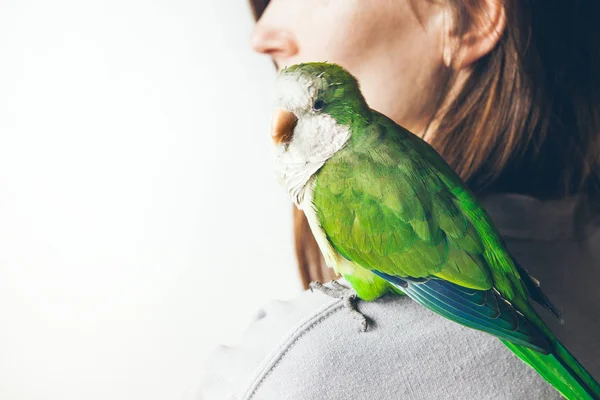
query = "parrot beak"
xmin=271 ymin=107 xmax=298 ymax=146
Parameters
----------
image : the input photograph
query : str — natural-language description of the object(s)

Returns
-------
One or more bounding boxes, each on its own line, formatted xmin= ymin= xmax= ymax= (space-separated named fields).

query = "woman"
xmin=201 ymin=1 xmax=600 ymax=398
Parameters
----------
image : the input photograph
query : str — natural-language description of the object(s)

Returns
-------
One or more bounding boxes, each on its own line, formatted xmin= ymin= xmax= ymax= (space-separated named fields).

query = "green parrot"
xmin=270 ymin=62 xmax=600 ymax=400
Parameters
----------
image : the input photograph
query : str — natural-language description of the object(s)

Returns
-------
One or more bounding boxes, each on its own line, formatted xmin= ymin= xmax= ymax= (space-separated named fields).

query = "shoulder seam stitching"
xmin=240 ymin=299 xmax=345 ymax=400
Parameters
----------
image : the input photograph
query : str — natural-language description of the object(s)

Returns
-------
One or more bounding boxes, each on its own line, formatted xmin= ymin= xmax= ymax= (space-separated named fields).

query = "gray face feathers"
xmin=271 ymin=63 xmax=357 ymax=206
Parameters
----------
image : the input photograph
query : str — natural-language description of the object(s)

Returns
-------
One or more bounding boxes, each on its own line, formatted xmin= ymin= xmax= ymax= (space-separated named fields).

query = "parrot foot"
xmin=309 ymin=280 xmax=369 ymax=332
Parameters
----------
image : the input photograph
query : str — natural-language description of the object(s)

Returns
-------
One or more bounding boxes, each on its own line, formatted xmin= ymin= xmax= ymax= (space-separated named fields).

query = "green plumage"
xmin=276 ymin=62 xmax=600 ymax=399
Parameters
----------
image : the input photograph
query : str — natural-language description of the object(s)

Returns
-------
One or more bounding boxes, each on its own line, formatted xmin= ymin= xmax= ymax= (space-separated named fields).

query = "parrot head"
xmin=271 ymin=62 xmax=370 ymax=206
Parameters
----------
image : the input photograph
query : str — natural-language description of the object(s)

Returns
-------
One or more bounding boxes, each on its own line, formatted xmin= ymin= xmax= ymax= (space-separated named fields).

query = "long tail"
xmin=502 ymin=339 xmax=600 ymax=400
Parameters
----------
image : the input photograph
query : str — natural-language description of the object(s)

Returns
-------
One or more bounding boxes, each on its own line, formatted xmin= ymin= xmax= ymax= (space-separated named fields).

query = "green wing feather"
xmin=315 ymin=115 xmax=495 ymax=293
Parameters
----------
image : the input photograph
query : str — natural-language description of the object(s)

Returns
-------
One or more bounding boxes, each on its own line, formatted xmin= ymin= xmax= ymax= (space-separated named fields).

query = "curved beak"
xmin=271 ymin=107 xmax=298 ymax=145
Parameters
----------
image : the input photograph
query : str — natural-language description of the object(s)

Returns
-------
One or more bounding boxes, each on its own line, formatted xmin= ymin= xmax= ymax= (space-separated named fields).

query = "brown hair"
xmin=249 ymin=0 xmax=600 ymax=289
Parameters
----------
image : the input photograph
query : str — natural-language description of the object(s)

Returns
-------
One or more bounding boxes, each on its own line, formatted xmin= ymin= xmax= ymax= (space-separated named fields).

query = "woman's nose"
xmin=250 ymin=24 xmax=299 ymax=62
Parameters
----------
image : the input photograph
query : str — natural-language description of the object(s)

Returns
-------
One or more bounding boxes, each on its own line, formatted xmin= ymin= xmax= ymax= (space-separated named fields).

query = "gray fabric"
xmin=200 ymin=194 xmax=600 ymax=399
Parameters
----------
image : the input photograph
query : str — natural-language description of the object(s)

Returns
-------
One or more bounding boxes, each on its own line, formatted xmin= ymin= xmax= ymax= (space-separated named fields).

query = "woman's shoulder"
xmin=200 ymin=282 xmax=559 ymax=400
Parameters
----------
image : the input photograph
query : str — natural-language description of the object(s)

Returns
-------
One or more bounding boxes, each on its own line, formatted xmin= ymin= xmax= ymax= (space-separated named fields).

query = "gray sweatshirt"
xmin=201 ymin=194 xmax=600 ymax=399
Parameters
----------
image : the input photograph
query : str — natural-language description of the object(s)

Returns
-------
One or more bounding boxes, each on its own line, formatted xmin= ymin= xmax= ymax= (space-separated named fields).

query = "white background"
xmin=0 ymin=1 xmax=301 ymax=399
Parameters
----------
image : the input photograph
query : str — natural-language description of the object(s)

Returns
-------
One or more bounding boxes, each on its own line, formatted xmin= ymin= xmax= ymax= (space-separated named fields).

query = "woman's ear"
xmin=442 ymin=0 xmax=506 ymax=70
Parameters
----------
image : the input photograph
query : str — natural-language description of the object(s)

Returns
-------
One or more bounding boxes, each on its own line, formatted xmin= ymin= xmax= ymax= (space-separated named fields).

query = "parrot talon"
xmin=309 ymin=280 xmax=369 ymax=332
xmin=330 ymin=280 xmax=348 ymax=291
xmin=343 ymin=294 xmax=369 ymax=332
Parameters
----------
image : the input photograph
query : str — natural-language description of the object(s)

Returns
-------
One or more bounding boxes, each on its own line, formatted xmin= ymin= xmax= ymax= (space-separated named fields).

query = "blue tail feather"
xmin=371 ymin=270 xmax=551 ymax=353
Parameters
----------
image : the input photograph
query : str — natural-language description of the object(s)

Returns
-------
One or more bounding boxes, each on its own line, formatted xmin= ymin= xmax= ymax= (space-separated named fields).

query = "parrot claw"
xmin=309 ymin=280 xmax=369 ymax=332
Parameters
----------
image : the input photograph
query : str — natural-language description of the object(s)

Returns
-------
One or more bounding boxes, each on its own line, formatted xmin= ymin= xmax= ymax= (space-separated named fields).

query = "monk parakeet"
xmin=270 ymin=62 xmax=600 ymax=400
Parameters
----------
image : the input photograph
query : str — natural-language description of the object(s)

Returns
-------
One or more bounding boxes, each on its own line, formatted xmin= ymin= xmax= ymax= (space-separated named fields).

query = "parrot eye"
xmin=313 ymin=99 xmax=325 ymax=111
